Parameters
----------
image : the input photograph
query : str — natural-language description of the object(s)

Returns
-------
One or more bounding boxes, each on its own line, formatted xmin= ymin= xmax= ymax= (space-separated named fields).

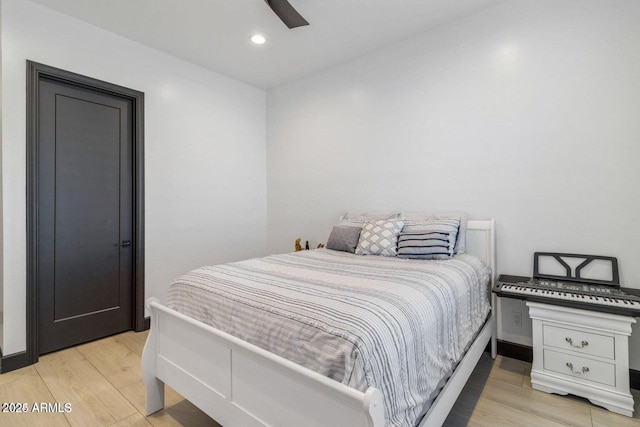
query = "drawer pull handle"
xmin=566 ymin=362 xmax=590 ymax=374
xmin=565 ymin=337 xmax=589 ymax=348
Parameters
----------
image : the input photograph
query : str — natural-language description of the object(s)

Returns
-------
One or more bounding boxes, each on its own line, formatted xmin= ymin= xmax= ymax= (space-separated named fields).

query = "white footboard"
xmin=141 ymin=297 xmax=385 ymax=427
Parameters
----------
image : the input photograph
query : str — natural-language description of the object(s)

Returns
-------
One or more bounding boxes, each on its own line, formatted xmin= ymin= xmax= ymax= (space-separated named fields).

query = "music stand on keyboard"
xmin=533 ymin=252 xmax=619 ymax=287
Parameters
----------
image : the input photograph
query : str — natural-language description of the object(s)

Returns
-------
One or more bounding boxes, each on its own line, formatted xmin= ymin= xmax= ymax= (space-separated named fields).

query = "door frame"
xmin=24 ymin=61 xmax=145 ymax=368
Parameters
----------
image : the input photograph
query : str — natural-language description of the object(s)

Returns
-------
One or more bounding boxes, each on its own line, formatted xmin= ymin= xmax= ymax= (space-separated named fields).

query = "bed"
xmin=142 ymin=219 xmax=496 ymax=427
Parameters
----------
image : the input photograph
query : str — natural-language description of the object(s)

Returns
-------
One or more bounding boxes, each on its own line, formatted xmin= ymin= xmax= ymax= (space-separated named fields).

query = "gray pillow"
xmin=326 ymin=225 xmax=362 ymax=253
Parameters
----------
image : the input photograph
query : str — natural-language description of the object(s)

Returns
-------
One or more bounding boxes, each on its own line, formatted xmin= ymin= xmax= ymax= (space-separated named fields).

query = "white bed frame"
xmin=142 ymin=219 xmax=496 ymax=427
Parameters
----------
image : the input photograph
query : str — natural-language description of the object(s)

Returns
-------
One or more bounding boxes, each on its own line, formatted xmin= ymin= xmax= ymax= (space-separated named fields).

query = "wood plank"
xmin=0 ymin=374 xmax=70 ymax=427
xmin=118 ymin=380 xmax=222 ymax=427
xmin=110 ymin=412 xmax=153 ymax=427
xmin=146 ymin=400 xmax=223 ymax=427
xmin=481 ymin=378 xmax=593 ymax=426
xmin=39 ymin=347 xmax=85 ymax=364
xmin=0 ymin=365 xmax=39 ymax=387
xmin=35 ymin=356 xmax=136 ymax=426
xmin=76 ymin=335 xmax=142 ymax=389
xmin=487 ymin=355 xmax=531 ymax=386
xmin=116 ymin=330 xmax=149 ymax=357
xmin=470 ymin=399 xmax=573 ymax=427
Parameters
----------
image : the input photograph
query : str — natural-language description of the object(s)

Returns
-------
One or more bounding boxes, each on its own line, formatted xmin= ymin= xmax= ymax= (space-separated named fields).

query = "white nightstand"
xmin=527 ymin=301 xmax=636 ymax=416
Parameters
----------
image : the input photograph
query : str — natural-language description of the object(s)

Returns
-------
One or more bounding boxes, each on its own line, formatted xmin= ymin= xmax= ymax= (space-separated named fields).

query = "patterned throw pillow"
xmin=326 ymin=225 xmax=362 ymax=253
xmin=402 ymin=212 xmax=467 ymax=253
xmin=397 ymin=218 xmax=460 ymax=260
xmin=355 ymin=218 xmax=405 ymax=257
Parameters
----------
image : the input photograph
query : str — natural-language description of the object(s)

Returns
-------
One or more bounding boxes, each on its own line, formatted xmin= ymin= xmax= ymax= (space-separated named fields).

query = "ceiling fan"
xmin=264 ymin=0 xmax=309 ymax=29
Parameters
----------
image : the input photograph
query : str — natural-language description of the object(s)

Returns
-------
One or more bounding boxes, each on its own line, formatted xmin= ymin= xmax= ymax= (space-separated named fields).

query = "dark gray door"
xmin=37 ymin=77 xmax=134 ymax=354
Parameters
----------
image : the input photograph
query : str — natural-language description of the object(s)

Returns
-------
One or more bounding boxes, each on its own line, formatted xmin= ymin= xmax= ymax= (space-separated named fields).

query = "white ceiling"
xmin=29 ymin=0 xmax=505 ymax=89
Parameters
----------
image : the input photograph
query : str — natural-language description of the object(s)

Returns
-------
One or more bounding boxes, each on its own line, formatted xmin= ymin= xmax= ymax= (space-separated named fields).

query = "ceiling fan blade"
xmin=264 ymin=0 xmax=309 ymax=29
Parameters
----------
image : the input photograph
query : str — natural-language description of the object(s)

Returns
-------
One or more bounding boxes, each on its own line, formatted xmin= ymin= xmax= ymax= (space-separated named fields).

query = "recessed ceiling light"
xmin=251 ymin=34 xmax=266 ymax=45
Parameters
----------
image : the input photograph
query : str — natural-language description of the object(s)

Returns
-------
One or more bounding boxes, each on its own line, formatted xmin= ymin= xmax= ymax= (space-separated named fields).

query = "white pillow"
xmin=339 ymin=211 xmax=401 ymax=228
xmin=355 ymin=218 xmax=405 ymax=257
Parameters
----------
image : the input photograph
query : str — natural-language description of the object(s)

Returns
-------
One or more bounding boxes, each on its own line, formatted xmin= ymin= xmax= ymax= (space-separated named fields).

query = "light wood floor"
xmin=0 ymin=331 xmax=638 ymax=427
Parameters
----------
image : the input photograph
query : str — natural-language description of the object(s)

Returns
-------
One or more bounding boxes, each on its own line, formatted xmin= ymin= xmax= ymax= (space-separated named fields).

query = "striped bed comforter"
xmin=166 ymin=249 xmax=491 ymax=427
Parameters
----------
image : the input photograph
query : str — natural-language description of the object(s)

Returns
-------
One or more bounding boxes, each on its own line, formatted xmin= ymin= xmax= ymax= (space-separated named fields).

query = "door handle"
xmin=115 ymin=240 xmax=132 ymax=247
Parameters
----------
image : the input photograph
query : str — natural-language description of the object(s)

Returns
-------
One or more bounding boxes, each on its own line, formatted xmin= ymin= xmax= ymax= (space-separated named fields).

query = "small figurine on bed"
xmin=295 ymin=238 xmax=303 ymax=252
xmin=317 ymin=243 xmax=325 ymax=249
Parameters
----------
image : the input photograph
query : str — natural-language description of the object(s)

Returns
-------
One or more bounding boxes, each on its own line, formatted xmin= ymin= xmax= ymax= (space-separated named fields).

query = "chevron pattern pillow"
xmin=355 ymin=218 xmax=405 ymax=256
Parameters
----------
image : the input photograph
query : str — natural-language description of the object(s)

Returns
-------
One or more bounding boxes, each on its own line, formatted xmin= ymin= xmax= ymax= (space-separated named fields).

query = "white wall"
xmin=1 ymin=0 xmax=267 ymax=356
xmin=3 ymin=0 xmax=639 ymax=367
xmin=267 ymin=1 xmax=640 ymax=365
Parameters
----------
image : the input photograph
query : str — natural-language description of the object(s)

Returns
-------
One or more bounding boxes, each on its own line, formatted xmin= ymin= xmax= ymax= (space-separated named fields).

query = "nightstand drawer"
xmin=543 ymin=349 xmax=616 ymax=387
xmin=543 ymin=324 xmax=614 ymax=359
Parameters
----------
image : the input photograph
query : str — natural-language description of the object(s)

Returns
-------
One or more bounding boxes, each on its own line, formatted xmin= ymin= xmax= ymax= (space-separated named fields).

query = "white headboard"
xmin=466 ymin=220 xmax=496 ymax=285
